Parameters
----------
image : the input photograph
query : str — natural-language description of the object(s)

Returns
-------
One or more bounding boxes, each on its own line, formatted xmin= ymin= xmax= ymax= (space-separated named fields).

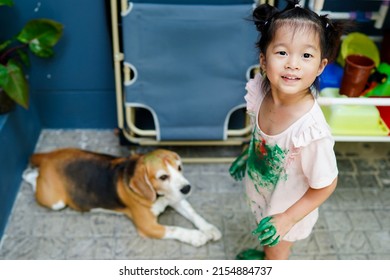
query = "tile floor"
xmin=0 ymin=129 xmax=390 ymax=259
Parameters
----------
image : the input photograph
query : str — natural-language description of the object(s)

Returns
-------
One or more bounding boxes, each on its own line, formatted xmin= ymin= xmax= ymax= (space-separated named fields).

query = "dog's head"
xmin=128 ymin=149 xmax=191 ymax=203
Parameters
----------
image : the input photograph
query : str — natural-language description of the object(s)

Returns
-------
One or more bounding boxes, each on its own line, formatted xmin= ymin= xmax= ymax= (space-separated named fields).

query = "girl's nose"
xmin=285 ymin=56 xmax=300 ymax=70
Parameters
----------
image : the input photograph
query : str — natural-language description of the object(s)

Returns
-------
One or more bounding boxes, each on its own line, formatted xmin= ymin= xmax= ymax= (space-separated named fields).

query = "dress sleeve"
xmin=244 ymin=73 xmax=263 ymax=116
xmin=299 ymin=132 xmax=338 ymax=189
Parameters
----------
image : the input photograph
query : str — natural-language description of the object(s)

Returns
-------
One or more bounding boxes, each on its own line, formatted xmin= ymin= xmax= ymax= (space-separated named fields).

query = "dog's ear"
xmin=129 ymin=163 xmax=157 ymax=202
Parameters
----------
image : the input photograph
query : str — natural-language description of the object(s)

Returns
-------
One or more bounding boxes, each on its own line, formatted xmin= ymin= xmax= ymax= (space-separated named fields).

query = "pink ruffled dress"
xmin=244 ymin=74 xmax=338 ymax=242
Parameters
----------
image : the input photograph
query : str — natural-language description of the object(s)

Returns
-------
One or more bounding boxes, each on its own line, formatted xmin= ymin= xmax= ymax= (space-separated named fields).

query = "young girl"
xmin=230 ymin=0 xmax=345 ymax=260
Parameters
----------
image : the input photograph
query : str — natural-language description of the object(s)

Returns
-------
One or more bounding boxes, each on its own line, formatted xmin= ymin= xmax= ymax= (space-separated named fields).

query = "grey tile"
xmin=352 ymin=158 xmax=377 ymax=173
xmin=378 ymin=189 xmax=390 ymax=209
xmin=356 ymin=174 xmax=381 ymax=188
xmin=32 ymin=213 xmax=67 ymax=237
xmin=347 ymin=210 xmax=381 ymax=230
xmin=323 ymin=210 xmax=352 ymax=231
xmin=63 ymin=213 xmax=117 ymax=237
xmin=374 ymin=210 xmax=390 ymax=229
xmin=314 ymin=254 xmax=339 ymax=260
xmin=151 ymin=239 xmax=181 ymax=259
xmin=206 ymin=238 xmax=226 ymax=259
xmin=377 ymin=170 xmax=390 ymax=187
xmin=368 ymin=254 xmax=390 ymax=260
xmin=289 ymin=254 xmax=315 ymax=260
xmin=36 ymin=236 xmax=68 ymax=259
xmin=313 ymin=212 xmax=328 ymax=231
xmin=320 ymin=192 xmax=340 ymax=210
xmin=4 ymin=213 xmax=35 ymax=236
xmin=0 ymin=236 xmax=40 ymax=259
xmin=181 ymin=242 xmax=208 ymax=259
xmin=373 ymin=158 xmax=390 ymax=171
xmin=65 ymin=237 xmax=97 ymax=259
xmin=336 ymin=174 xmax=359 ymax=188
xmin=360 ymin=188 xmax=385 ymax=210
xmin=222 ymin=211 xmax=252 ymax=234
xmin=114 ymin=215 xmax=138 ymax=237
xmin=290 ymin=234 xmax=319 ymax=254
xmin=332 ymin=231 xmax=372 ymax=254
xmin=223 ymin=232 xmax=260 ymax=260
xmin=114 ymin=236 xmax=155 ymax=260
xmin=336 ymin=159 xmax=355 ymax=173
xmin=338 ymin=254 xmax=369 ymax=260
xmin=335 ymin=189 xmax=367 ymax=210
xmin=365 ymin=231 xmax=390 ymax=254
xmin=93 ymin=237 xmax=116 ymax=259
xmin=64 ymin=214 xmax=97 ymax=237
xmin=314 ymin=232 xmax=337 ymax=255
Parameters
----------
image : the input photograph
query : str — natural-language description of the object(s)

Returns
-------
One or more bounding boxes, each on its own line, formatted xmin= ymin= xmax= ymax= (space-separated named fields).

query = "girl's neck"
xmin=258 ymin=88 xmax=315 ymax=136
xmin=268 ymin=87 xmax=314 ymax=107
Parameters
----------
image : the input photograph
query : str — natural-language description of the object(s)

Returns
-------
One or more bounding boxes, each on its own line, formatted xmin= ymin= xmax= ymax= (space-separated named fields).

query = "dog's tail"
xmin=25 ymin=152 xmax=50 ymax=192
xmin=22 ymin=167 xmax=38 ymax=192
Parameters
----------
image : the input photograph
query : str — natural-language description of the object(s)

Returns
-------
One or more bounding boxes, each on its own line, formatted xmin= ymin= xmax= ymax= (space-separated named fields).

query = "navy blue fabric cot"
xmin=120 ymin=2 xmax=258 ymax=141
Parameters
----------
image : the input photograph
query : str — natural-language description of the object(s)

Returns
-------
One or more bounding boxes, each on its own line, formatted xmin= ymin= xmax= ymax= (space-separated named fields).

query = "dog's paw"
xmin=201 ymin=224 xmax=222 ymax=241
xmin=164 ymin=226 xmax=215 ymax=247
xmin=187 ymin=230 xmax=210 ymax=247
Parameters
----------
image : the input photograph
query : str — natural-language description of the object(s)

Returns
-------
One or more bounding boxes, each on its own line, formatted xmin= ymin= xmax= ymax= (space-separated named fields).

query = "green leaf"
xmin=0 ymin=40 xmax=12 ymax=53
xmin=17 ymin=19 xmax=63 ymax=58
xmin=16 ymin=49 xmax=30 ymax=67
xmin=0 ymin=60 xmax=29 ymax=108
xmin=28 ymin=41 xmax=54 ymax=58
xmin=0 ymin=0 xmax=14 ymax=7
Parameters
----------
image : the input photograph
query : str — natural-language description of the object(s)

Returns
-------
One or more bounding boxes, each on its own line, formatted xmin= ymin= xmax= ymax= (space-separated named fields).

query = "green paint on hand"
xmin=252 ymin=216 xmax=280 ymax=247
xmin=229 ymin=147 xmax=249 ymax=181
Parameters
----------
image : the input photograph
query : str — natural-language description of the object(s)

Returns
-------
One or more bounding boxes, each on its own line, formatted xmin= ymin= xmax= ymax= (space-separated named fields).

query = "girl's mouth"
xmin=281 ymin=75 xmax=301 ymax=81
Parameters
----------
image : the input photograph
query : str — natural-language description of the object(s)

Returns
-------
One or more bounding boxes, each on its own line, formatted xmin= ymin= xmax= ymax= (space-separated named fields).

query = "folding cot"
xmin=109 ymin=0 xmax=260 ymax=161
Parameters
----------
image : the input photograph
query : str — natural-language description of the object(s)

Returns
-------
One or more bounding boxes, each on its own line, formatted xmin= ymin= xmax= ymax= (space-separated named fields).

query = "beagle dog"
xmin=22 ymin=148 xmax=221 ymax=247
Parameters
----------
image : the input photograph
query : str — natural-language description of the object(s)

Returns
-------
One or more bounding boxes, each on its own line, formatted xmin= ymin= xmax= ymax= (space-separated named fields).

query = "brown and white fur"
xmin=22 ymin=148 xmax=221 ymax=247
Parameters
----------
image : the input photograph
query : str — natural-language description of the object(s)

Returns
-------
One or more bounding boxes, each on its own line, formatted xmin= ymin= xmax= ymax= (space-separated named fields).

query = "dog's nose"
xmin=180 ymin=185 xmax=191 ymax=195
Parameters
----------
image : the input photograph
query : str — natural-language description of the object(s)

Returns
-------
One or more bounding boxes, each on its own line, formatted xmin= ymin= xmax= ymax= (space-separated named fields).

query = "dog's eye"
xmin=159 ymin=174 xmax=169 ymax=181
xmin=178 ymin=165 xmax=182 ymax=172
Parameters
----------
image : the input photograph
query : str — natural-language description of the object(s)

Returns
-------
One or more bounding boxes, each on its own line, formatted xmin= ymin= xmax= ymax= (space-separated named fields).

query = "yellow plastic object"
xmin=320 ymin=88 xmax=390 ymax=136
xmin=337 ymin=32 xmax=380 ymax=67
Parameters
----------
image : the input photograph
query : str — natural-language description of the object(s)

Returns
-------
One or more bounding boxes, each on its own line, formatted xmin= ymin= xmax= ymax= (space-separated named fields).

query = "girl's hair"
xmin=252 ymin=0 xmax=347 ymax=95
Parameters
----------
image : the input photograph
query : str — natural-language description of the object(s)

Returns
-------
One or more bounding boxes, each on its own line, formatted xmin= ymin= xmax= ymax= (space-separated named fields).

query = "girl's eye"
xmin=277 ymin=51 xmax=287 ymax=56
xmin=303 ymin=53 xmax=313 ymax=58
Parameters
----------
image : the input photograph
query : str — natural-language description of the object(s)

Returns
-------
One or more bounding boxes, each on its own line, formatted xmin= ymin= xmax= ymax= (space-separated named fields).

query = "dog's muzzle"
xmin=180 ymin=185 xmax=191 ymax=195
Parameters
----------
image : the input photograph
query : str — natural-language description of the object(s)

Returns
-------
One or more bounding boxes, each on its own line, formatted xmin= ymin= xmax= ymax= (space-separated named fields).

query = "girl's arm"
xmin=272 ymin=177 xmax=338 ymax=240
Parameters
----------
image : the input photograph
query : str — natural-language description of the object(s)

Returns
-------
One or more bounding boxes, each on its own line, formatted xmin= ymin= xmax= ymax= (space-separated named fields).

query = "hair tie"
xmin=295 ymin=4 xmax=301 ymax=8
xmin=326 ymin=23 xmax=329 ymax=28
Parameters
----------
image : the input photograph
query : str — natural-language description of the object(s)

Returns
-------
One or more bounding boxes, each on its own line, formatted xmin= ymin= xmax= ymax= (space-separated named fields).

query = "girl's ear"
xmin=260 ymin=53 xmax=267 ymax=72
xmin=317 ymin=58 xmax=328 ymax=76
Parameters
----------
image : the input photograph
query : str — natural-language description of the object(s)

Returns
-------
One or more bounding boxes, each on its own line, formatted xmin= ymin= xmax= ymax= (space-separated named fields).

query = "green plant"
xmin=0 ymin=0 xmax=63 ymax=109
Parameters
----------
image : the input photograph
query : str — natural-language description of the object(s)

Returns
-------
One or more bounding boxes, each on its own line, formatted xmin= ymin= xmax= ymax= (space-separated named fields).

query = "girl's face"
xmin=260 ymin=24 xmax=328 ymax=96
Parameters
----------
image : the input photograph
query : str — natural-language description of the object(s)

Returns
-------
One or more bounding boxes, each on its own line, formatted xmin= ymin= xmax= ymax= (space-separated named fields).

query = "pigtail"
xmin=284 ymin=0 xmax=302 ymax=10
xmin=320 ymin=15 xmax=351 ymax=62
xmin=252 ymin=4 xmax=279 ymax=33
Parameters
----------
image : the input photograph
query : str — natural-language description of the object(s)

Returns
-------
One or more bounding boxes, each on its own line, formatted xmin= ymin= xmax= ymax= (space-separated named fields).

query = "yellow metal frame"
xmin=109 ymin=0 xmax=251 ymax=162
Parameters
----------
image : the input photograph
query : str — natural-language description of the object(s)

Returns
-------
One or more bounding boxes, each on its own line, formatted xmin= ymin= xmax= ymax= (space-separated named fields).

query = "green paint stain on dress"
xmin=247 ymin=135 xmax=287 ymax=191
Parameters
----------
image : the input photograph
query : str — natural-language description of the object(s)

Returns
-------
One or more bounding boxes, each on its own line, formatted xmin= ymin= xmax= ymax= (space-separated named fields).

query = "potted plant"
xmin=0 ymin=0 xmax=63 ymax=114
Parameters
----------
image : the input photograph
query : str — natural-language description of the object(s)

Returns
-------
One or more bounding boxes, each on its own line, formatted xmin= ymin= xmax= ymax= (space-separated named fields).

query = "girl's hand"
xmin=229 ymin=147 xmax=249 ymax=181
xmin=252 ymin=213 xmax=295 ymax=247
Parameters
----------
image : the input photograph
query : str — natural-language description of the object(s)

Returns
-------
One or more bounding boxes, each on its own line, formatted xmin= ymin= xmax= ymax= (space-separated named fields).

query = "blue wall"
xmin=0 ymin=106 xmax=41 ymax=238
xmin=0 ymin=0 xmax=118 ymax=237
xmin=1 ymin=0 xmax=117 ymax=129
